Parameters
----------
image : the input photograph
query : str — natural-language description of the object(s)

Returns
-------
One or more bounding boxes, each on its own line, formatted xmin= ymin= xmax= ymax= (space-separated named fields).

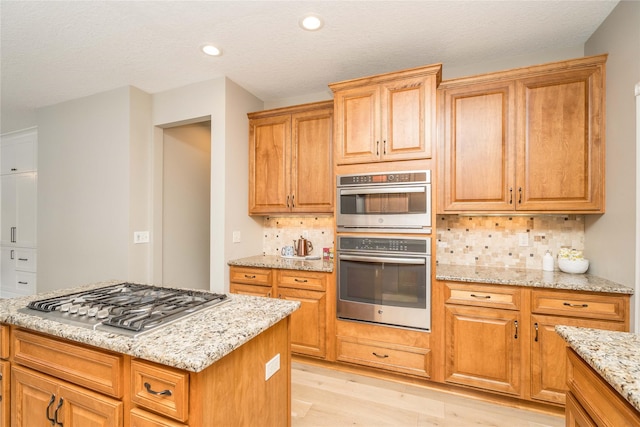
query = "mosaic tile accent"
xmin=436 ymin=215 xmax=585 ymax=270
xmin=262 ymin=216 xmax=334 ymax=257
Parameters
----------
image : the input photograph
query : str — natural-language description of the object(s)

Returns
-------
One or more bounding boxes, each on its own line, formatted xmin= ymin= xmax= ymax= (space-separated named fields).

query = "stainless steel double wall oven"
xmin=336 ymin=171 xmax=432 ymax=331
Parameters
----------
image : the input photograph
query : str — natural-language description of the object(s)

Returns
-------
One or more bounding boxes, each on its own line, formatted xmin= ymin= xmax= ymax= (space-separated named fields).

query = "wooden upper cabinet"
xmin=440 ymin=80 xmax=516 ymax=211
xmin=248 ymin=101 xmax=333 ymax=215
xmin=330 ymin=64 xmax=442 ymax=165
xmin=438 ymin=54 xmax=606 ymax=214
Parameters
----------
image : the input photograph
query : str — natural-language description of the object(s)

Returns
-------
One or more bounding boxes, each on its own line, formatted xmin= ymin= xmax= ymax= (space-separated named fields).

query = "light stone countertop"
xmin=228 ymin=254 xmax=334 ymax=273
xmin=436 ymin=264 xmax=634 ymax=294
xmin=0 ymin=281 xmax=300 ymax=373
xmin=556 ymin=326 xmax=640 ymax=412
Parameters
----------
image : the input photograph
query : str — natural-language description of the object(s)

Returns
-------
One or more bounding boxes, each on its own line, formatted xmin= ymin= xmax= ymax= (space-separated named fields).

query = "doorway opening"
xmin=159 ymin=120 xmax=211 ymax=289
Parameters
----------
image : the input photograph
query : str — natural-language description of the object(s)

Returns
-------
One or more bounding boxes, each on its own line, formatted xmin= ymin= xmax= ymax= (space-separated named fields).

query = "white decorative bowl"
xmin=558 ymin=258 xmax=589 ymax=274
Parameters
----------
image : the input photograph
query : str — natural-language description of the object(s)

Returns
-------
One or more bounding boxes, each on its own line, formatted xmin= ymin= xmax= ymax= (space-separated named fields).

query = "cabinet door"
xmin=1 ymin=130 xmax=36 ymax=175
xmin=11 ymin=365 xmax=58 ymax=427
xmin=278 ymin=287 xmax=326 ymax=358
xmin=0 ymin=361 xmax=9 ymax=427
xmin=0 ymin=174 xmax=37 ymax=247
xmin=530 ymin=314 xmax=626 ymax=405
xmin=57 ymin=382 xmax=123 ymax=427
xmin=445 ymin=304 xmax=521 ymax=396
xmin=516 ymin=64 xmax=604 ymax=212
xmin=381 ymin=76 xmax=435 ymax=161
xmin=440 ymin=81 xmax=516 ymax=212
xmin=333 ymin=85 xmax=381 ymax=164
xmin=290 ymin=108 xmax=333 ymax=213
xmin=565 ymin=392 xmax=597 ymax=427
xmin=248 ymin=115 xmax=291 ymax=214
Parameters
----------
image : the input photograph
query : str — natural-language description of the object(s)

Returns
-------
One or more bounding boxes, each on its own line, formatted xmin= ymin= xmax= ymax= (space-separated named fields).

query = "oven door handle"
xmin=339 ymin=186 xmax=425 ymax=196
xmin=338 ymin=254 xmax=425 ymax=265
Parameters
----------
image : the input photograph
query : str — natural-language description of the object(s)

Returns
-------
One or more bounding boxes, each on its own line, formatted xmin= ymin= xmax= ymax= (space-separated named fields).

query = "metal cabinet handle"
xmin=286 ymin=195 xmax=290 ymax=208
xmin=267 ymin=291 xmax=271 ymax=297
xmin=563 ymin=302 xmax=589 ymax=308
xmin=509 ymin=188 xmax=513 ymax=204
xmin=294 ymin=278 xmax=308 ymax=283
xmin=534 ymin=322 xmax=539 ymax=342
xmin=383 ymin=140 xmax=387 ymax=155
xmin=10 ymin=227 xmax=17 ymax=243
xmin=518 ymin=187 xmax=523 ymax=204
xmin=514 ymin=320 xmax=519 ymax=339
xmin=376 ymin=140 xmax=379 ymax=156
xmin=291 ymin=194 xmax=295 ymax=208
xmin=10 ymin=250 xmax=14 ymax=260
xmin=372 ymin=352 xmax=389 ymax=359
xmin=46 ymin=394 xmax=56 ymax=425
xmin=10 ymin=168 xmax=17 ymax=172
xmin=54 ymin=397 xmax=64 ymax=426
xmin=470 ymin=294 xmax=491 ymax=299
xmin=18 ymin=281 xmax=28 ymax=285
xmin=244 ymin=274 xmax=256 ymax=279
xmin=144 ymin=382 xmax=172 ymax=396
xmin=18 ymin=257 xmax=28 ymax=261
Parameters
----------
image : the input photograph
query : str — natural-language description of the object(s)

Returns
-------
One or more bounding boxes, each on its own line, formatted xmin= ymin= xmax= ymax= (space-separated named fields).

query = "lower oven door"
xmin=337 ymin=253 xmax=431 ymax=331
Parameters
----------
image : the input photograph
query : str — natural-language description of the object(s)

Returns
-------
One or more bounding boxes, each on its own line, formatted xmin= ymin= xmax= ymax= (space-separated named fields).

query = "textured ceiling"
xmin=0 ymin=0 xmax=619 ymax=132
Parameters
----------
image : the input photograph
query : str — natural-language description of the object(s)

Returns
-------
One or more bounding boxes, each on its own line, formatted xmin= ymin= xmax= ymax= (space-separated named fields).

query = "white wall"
xmin=152 ymin=77 xmax=263 ymax=293
xmin=36 ymin=87 xmax=132 ymax=291
xmin=584 ymin=0 xmax=640 ymax=329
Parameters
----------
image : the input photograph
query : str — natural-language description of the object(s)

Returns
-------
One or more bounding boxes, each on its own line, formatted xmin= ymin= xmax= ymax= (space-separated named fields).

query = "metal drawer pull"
xmin=372 ymin=352 xmax=389 ymax=359
xmin=294 ymin=278 xmax=308 ymax=283
xmin=470 ymin=294 xmax=491 ymax=299
xmin=18 ymin=281 xmax=28 ymax=285
xmin=244 ymin=274 xmax=256 ymax=279
xmin=18 ymin=258 xmax=29 ymax=261
xmin=534 ymin=322 xmax=539 ymax=342
xmin=514 ymin=320 xmax=519 ymax=339
xmin=46 ymin=394 xmax=56 ymax=424
xmin=563 ymin=302 xmax=589 ymax=308
xmin=54 ymin=397 xmax=64 ymax=426
xmin=144 ymin=382 xmax=173 ymax=396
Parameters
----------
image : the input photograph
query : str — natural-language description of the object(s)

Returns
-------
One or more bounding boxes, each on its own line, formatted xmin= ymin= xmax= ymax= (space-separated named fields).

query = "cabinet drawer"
xmin=336 ymin=337 xmax=430 ymax=378
xmin=444 ymin=282 xmax=521 ymax=310
xmin=0 ymin=325 xmax=8 ymax=359
xmin=14 ymin=248 xmax=36 ymax=272
xmin=13 ymin=329 xmax=124 ymax=397
xmin=229 ymin=267 xmax=272 ymax=286
xmin=531 ymin=290 xmax=627 ymax=322
xmin=130 ymin=407 xmax=188 ymax=427
xmin=131 ymin=359 xmax=189 ymax=423
xmin=15 ymin=271 xmax=36 ymax=294
xmin=278 ymin=270 xmax=326 ymax=291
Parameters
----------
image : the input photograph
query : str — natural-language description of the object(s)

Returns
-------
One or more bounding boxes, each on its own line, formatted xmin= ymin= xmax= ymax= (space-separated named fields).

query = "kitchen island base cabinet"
xmin=9 ymin=318 xmax=292 ymax=427
xmin=566 ymin=349 xmax=640 ymax=426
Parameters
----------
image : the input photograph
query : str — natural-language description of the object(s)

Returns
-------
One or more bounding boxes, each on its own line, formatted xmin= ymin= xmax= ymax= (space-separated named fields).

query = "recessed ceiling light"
xmin=202 ymin=45 xmax=222 ymax=56
xmin=299 ymin=14 xmax=323 ymax=31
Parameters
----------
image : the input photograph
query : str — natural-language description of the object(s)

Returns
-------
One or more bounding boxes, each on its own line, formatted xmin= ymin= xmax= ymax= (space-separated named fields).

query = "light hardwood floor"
xmin=291 ymin=362 xmax=564 ymax=427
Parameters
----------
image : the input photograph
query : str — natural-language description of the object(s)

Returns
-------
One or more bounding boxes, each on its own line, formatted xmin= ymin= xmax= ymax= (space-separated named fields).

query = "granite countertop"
xmin=0 ymin=281 xmax=300 ymax=373
xmin=436 ymin=264 xmax=634 ymax=294
xmin=228 ymin=254 xmax=334 ymax=273
xmin=556 ymin=326 xmax=640 ymax=412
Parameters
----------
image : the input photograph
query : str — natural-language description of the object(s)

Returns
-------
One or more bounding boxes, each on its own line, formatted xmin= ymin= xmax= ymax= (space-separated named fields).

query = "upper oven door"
xmin=336 ymin=184 xmax=431 ymax=232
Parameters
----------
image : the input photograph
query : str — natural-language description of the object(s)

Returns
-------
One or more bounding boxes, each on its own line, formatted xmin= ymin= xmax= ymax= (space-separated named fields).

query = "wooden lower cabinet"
xmin=565 ymin=392 xmax=597 ymax=427
xmin=336 ymin=320 xmax=431 ymax=378
xmin=440 ymin=281 xmax=630 ymax=406
xmin=230 ymin=265 xmax=331 ymax=359
xmin=130 ymin=407 xmax=188 ymax=427
xmin=12 ymin=365 xmax=122 ymax=427
xmin=444 ymin=304 xmax=521 ymax=395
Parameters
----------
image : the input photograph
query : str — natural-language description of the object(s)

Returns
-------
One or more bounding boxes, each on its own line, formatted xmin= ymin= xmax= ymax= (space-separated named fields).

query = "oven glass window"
xmin=339 ymin=188 xmax=426 ymax=215
xmin=339 ymin=258 xmax=426 ymax=309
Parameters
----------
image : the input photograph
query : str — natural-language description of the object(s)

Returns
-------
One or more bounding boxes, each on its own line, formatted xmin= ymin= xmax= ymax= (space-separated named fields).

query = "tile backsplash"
xmin=262 ymin=216 xmax=334 ymax=257
xmin=436 ymin=215 xmax=585 ymax=270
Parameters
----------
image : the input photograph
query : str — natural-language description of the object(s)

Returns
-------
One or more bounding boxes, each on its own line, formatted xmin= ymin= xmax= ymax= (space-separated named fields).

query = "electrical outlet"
xmin=265 ymin=353 xmax=280 ymax=381
xmin=517 ymin=232 xmax=529 ymax=247
xmin=232 ymin=231 xmax=241 ymax=243
xmin=133 ymin=231 xmax=149 ymax=244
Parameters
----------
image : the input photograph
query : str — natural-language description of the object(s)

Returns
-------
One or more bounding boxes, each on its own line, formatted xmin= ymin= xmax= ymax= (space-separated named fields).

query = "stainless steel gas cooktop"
xmin=19 ymin=282 xmax=228 ymax=337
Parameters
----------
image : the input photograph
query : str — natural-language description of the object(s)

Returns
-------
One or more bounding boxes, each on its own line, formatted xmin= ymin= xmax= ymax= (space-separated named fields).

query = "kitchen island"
xmin=0 ymin=281 xmax=300 ymax=426
xmin=556 ymin=326 xmax=640 ymax=425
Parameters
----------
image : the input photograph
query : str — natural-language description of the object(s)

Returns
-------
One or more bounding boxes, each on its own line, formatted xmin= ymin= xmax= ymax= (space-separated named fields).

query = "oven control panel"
xmin=338 ymin=236 xmax=430 ymax=255
xmin=337 ymin=170 xmax=430 ymax=186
